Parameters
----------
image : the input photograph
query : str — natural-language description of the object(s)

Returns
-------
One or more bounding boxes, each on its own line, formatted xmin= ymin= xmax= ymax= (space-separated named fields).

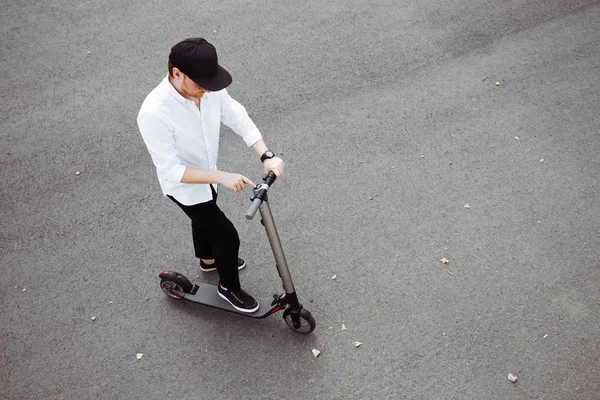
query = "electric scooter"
xmin=158 ymin=172 xmax=316 ymax=334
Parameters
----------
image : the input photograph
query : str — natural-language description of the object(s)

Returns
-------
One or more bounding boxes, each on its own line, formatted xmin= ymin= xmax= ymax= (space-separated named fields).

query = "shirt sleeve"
xmin=219 ymin=89 xmax=263 ymax=147
xmin=137 ymin=111 xmax=187 ymax=185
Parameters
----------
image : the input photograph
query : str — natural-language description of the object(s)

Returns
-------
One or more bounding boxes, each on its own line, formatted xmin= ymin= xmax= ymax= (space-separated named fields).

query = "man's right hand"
xmin=218 ymin=172 xmax=256 ymax=193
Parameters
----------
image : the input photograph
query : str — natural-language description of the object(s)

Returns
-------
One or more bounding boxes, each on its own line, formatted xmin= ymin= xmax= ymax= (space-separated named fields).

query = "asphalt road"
xmin=2 ymin=1 xmax=599 ymax=399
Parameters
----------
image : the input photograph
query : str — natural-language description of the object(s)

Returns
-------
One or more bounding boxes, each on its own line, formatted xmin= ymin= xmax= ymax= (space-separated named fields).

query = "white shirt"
xmin=137 ymin=77 xmax=263 ymax=205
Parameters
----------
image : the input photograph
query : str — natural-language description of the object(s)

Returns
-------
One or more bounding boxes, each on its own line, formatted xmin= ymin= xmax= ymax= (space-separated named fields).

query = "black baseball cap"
xmin=169 ymin=38 xmax=232 ymax=91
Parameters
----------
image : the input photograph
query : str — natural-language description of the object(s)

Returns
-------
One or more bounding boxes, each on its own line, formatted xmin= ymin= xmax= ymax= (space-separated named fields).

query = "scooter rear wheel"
xmin=283 ymin=308 xmax=316 ymax=334
xmin=160 ymin=277 xmax=192 ymax=300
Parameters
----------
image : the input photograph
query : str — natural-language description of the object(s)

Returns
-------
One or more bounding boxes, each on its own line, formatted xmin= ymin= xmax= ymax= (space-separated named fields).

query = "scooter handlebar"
xmin=262 ymin=171 xmax=277 ymax=186
xmin=245 ymin=171 xmax=277 ymax=220
xmin=245 ymin=198 xmax=263 ymax=220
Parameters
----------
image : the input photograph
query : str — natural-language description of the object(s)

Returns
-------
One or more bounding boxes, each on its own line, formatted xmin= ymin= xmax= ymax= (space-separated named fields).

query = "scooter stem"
xmin=259 ymin=200 xmax=296 ymax=295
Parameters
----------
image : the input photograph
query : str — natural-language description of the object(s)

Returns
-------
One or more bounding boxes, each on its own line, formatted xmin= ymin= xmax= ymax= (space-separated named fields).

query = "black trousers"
xmin=168 ymin=186 xmax=241 ymax=290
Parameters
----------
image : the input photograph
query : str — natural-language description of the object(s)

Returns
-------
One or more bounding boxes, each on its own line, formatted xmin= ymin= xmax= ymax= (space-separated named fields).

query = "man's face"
xmin=181 ymin=75 xmax=210 ymax=99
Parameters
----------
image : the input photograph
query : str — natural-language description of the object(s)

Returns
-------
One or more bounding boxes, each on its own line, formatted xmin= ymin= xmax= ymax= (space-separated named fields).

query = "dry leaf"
xmin=341 ymin=324 xmax=347 ymax=331
xmin=312 ymin=349 xmax=321 ymax=357
xmin=447 ymin=270 xmax=454 ymax=275
xmin=508 ymin=373 xmax=517 ymax=383
xmin=514 ymin=136 xmax=519 ymax=140
xmin=369 ymin=196 xmax=374 ymax=200
xmin=441 ymin=257 xmax=449 ymax=264
xmin=136 ymin=353 xmax=144 ymax=360
xmin=91 ymin=316 xmax=96 ymax=321
xmin=332 ymin=275 xmax=337 ymax=280
xmin=464 ymin=203 xmax=471 ymax=209
xmin=482 ymin=76 xmax=488 ymax=81
xmin=353 ymin=341 xmax=362 ymax=347
xmin=22 ymin=288 xmax=27 ymax=292
xmin=75 ymin=171 xmax=81 ymax=176
xmin=496 ymin=81 xmax=501 ymax=86
xmin=539 ymin=159 xmax=544 ymax=163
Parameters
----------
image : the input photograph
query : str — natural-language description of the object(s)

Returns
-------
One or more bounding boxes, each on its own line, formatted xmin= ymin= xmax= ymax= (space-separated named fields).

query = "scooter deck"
xmin=184 ymin=281 xmax=281 ymax=319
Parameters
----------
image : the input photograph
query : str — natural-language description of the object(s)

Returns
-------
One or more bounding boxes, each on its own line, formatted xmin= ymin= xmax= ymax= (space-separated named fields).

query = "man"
xmin=137 ymin=38 xmax=284 ymax=313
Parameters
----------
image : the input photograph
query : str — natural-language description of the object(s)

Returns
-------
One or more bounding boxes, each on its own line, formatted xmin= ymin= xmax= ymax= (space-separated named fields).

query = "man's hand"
xmin=218 ymin=172 xmax=256 ymax=193
xmin=263 ymin=157 xmax=285 ymax=178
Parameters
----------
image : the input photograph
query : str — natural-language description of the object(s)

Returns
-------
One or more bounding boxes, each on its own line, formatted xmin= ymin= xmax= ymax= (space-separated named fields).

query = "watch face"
xmin=266 ymin=151 xmax=274 ymax=158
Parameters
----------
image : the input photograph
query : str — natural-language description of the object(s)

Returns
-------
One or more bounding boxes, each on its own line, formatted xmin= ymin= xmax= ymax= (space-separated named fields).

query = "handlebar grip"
xmin=245 ymin=197 xmax=262 ymax=220
xmin=264 ymin=171 xmax=277 ymax=186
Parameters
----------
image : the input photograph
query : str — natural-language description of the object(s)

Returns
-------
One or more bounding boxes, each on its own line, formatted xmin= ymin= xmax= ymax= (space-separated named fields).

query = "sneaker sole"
xmin=217 ymin=290 xmax=259 ymax=313
xmin=200 ymin=260 xmax=246 ymax=273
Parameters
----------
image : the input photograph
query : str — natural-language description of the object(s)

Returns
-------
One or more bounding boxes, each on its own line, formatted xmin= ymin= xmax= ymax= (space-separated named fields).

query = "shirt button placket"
xmin=199 ymin=105 xmax=213 ymax=169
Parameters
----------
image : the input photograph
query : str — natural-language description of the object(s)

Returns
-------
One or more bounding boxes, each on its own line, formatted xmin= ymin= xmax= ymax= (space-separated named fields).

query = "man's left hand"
xmin=263 ymin=157 xmax=285 ymax=178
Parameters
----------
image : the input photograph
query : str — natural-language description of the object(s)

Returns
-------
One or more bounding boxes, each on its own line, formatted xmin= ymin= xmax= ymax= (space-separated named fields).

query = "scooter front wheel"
xmin=283 ymin=308 xmax=316 ymax=334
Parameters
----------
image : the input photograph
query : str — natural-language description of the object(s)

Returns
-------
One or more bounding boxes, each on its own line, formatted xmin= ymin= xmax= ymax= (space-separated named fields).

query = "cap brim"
xmin=189 ymin=65 xmax=232 ymax=91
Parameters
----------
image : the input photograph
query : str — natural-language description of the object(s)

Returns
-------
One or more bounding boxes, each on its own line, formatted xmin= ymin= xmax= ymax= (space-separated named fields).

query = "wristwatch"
xmin=260 ymin=150 xmax=275 ymax=163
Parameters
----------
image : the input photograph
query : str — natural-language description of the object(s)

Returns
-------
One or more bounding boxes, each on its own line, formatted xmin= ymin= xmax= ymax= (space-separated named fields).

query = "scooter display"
xmin=158 ymin=172 xmax=316 ymax=334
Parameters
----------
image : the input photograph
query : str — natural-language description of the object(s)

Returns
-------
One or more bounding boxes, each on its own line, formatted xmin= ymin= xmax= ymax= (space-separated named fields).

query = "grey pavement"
xmin=1 ymin=0 xmax=599 ymax=399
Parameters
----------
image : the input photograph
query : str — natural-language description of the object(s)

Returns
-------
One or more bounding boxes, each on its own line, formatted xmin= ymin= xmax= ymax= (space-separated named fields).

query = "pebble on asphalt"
xmin=508 ymin=373 xmax=517 ymax=383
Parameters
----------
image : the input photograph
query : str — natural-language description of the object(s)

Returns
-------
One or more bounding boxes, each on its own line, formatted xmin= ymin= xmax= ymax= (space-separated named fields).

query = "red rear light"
xmin=160 ymin=271 xmax=170 ymax=275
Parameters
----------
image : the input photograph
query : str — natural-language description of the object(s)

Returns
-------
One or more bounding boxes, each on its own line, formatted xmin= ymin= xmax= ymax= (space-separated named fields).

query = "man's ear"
xmin=172 ymin=67 xmax=182 ymax=79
